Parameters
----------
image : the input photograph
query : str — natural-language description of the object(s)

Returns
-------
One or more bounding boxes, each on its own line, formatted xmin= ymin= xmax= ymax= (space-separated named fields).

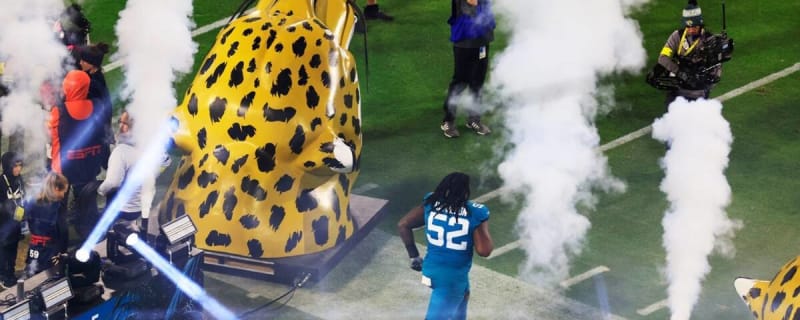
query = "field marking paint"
xmin=103 ymin=13 xmax=242 ymax=73
xmin=353 ymin=183 xmax=380 ymax=194
xmin=637 ymin=298 xmax=668 ymax=316
xmin=560 ymin=266 xmax=610 ymax=289
xmin=481 ymin=61 xmax=800 ymax=260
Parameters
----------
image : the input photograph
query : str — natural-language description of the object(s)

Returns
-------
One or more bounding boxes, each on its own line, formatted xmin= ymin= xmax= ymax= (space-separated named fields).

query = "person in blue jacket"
xmin=398 ymin=172 xmax=494 ymax=319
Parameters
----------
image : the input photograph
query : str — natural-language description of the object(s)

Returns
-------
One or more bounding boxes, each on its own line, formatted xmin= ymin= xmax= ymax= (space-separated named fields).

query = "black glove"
xmin=409 ymin=257 xmax=423 ymax=272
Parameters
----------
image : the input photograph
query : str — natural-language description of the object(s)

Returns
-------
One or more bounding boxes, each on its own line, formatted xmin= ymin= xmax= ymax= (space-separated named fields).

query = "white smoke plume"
xmin=490 ymin=0 xmax=647 ymax=284
xmin=114 ymin=0 xmax=197 ymax=149
xmin=0 ymin=0 xmax=67 ymax=173
xmin=652 ymin=98 xmax=741 ymax=320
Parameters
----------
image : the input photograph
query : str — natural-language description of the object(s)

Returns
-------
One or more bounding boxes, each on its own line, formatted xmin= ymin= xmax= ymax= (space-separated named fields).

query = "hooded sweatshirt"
xmin=49 ymin=70 xmax=104 ymax=185
xmin=0 ymin=152 xmax=24 ymax=241
xmin=97 ymin=132 xmax=156 ymax=219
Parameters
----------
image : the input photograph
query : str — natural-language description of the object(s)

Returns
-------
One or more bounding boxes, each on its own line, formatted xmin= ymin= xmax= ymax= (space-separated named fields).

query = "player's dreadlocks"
xmin=425 ymin=172 xmax=471 ymax=217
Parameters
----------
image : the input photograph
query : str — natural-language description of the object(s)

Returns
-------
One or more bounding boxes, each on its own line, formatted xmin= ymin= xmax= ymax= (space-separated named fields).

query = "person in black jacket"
xmin=25 ymin=172 xmax=69 ymax=277
xmin=440 ymin=0 xmax=495 ymax=138
xmin=0 ymin=152 xmax=24 ymax=288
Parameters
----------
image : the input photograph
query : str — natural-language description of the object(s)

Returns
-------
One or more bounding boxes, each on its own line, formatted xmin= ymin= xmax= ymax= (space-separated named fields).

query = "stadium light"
xmin=40 ymin=277 xmax=73 ymax=312
xmin=0 ymin=299 xmax=31 ymax=320
xmin=160 ymin=214 xmax=197 ymax=245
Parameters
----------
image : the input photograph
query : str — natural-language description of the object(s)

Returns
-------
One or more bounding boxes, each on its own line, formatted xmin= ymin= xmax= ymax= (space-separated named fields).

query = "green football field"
xmin=75 ymin=0 xmax=800 ymax=319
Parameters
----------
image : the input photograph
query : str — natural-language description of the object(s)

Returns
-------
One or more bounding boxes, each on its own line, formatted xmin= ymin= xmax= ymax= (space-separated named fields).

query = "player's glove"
xmin=410 ymin=257 xmax=423 ymax=272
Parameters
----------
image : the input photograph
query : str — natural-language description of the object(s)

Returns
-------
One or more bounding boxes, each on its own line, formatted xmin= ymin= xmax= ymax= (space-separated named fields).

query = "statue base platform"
xmin=201 ymin=194 xmax=389 ymax=285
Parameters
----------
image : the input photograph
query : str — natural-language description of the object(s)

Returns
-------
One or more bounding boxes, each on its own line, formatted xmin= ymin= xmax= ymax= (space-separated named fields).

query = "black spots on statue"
xmin=319 ymin=142 xmax=334 ymax=153
xmin=187 ymin=93 xmax=198 ymax=115
xmin=228 ymin=123 xmax=256 ymax=141
xmin=286 ymin=25 xmax=296 ymax=32
xmin=772 ymin=291 xmax=786 ymax=313
xmin=781 ymin=266 xmax=797 ymax=286
xmin=306 ymin=86 xmax=319 ymax=109
xmin=278 ymin=17 xmax=287 ymax=26
xmin=220 ymin=27 xmax=235 ymax=45
xmin=274 ymin=174 xmax=294 ymax=193
xmin=199 ymin=191 xmax=219 ymax=218
xmin=296 ymin=189 xmax=318 ymax=212
xmin=247 ymin=240 xmax=264 ymax=258
xmin=177 ymin=165 xmax=195 ymax=190
xmin=263 ymin=105 xmax=296 ymax=123
xmin=343 ymin=94 xmax=353 ymax=109
xmin=303 ymin=161 xmax=315 ymax=168
xmin=269 ymin=205 xmax=285 ymax=231
xmin=242 ymin=28 xmax=253 ymax=36
xmin=205 ymin=230 xmax=231 ymax=247
xmin=254 ymin=78 xmax=260 ymax=88
xmin=241 ymin=176 xmax=267 ymax=201
xmin=289 ymin=125 xmax=305 ymax=154
xmin=197 ymin=170 xmax=218 ymax=188
xmin=219 ymin=27 xmax=236 ymax=44
xmin=349 ymin=67 xmax=357 ymax=82
xmin=252 ymin=36 xmax=261 ymax=51
xmin=229 ymin=61 xmax=244 ymax=88
xmin=260 ymin=22 xmax=272 ymax=31
xmin=309 ymin=54 xmax=321 ymax=69
xmin=199 ymin=54 xmax=216 ymax=75
xmin=292 ymin=37 xmax=307 ymax=57
xmin=302 ymin=21 xmax=313 ymax=31
xmin=255 ymin=143 xmax=277 ymax=173
xmin=336 ymin=225 xmax=347 ymax=246
xmin=205 ymin=62 xmax=226 ymax=88
xmin=232 ymin=155 xmax=248 ymax=174
xmin=312 ymin=216 xmax=329 ymax=246
xmin=352 ymin=116 xmax=361 ymax=135
xmin=339 ymin=113 xmax=348 ymax=126
xmin=285 ymin=231 xmax=302 ymax=253
xmin=227 ymin=41 xmax=240 ymax=58
xmin=197 ymin=128 xmax=207 ymax=149
xmin=239 ymin=214 xmax=260 ymax=230
xmin=331 ymin=189 xmax=341 ymax=220
xmin=323 ymin=157 xmax=345 ymax=170
xmin=339 ymin=76 xmax=346 ymax=89
xmin=265 ymin=61 xmax=272 ymax=74
xmin=198 ymin=153 xmax=209 ymax=168
xmin=338 ymin=174 xmax=350 ymax=197
xmin=297 ymin=65 xmax=308 ymax=86
xmin=247 ymin=58 xmax=256 ymax=73
xmin=222 ymin=187 xmax=237 ymax=221
xmin=316 ymin=38 xmax=322 ymax=47
xmin=321 ymin=71 xmax=330 ymax=88
xmin=265 ymin=29 xmax=277 ymax=49
xmin=310 ymin=117 xmax=322 ymax=131
xmin=239 ymin=91 xmax=256 ymax=117
xmin=323 ymin=30 xmax=334 ymax=41
xmin=286 ymin=10 xmax=294 ymax=16
xmin=275 ymin=43 xmax=284 ymax=53
xmin=271 ymin=69 xmax=292 ymax=97
xmin=213 ymin=145 xmax=230 ymax=165
xmin=244 ymin=17 xmax=261 ymax=23
xmin=209 ymin=97 xmax=226 ymax=122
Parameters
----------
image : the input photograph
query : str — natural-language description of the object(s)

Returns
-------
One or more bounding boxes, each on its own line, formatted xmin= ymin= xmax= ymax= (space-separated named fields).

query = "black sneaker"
xmin=466 ymin=120 xmax=491 ymax=135
xmin=441 ymin=121 xmax=460 ymax=138
xmin=364 ymin=4 xmax=394 ymax=21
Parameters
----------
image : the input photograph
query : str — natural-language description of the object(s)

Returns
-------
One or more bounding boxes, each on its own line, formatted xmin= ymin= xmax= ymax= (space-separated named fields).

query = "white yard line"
xmin=560 ymin=266 xmax=611 ymax=289
xmin=637 ymin=298 xmax=669 ymax=316
xmin=103 ymin=13 xmax=244 ymax=73
xmin=482 ymin=62 xmax=800 ymax=261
